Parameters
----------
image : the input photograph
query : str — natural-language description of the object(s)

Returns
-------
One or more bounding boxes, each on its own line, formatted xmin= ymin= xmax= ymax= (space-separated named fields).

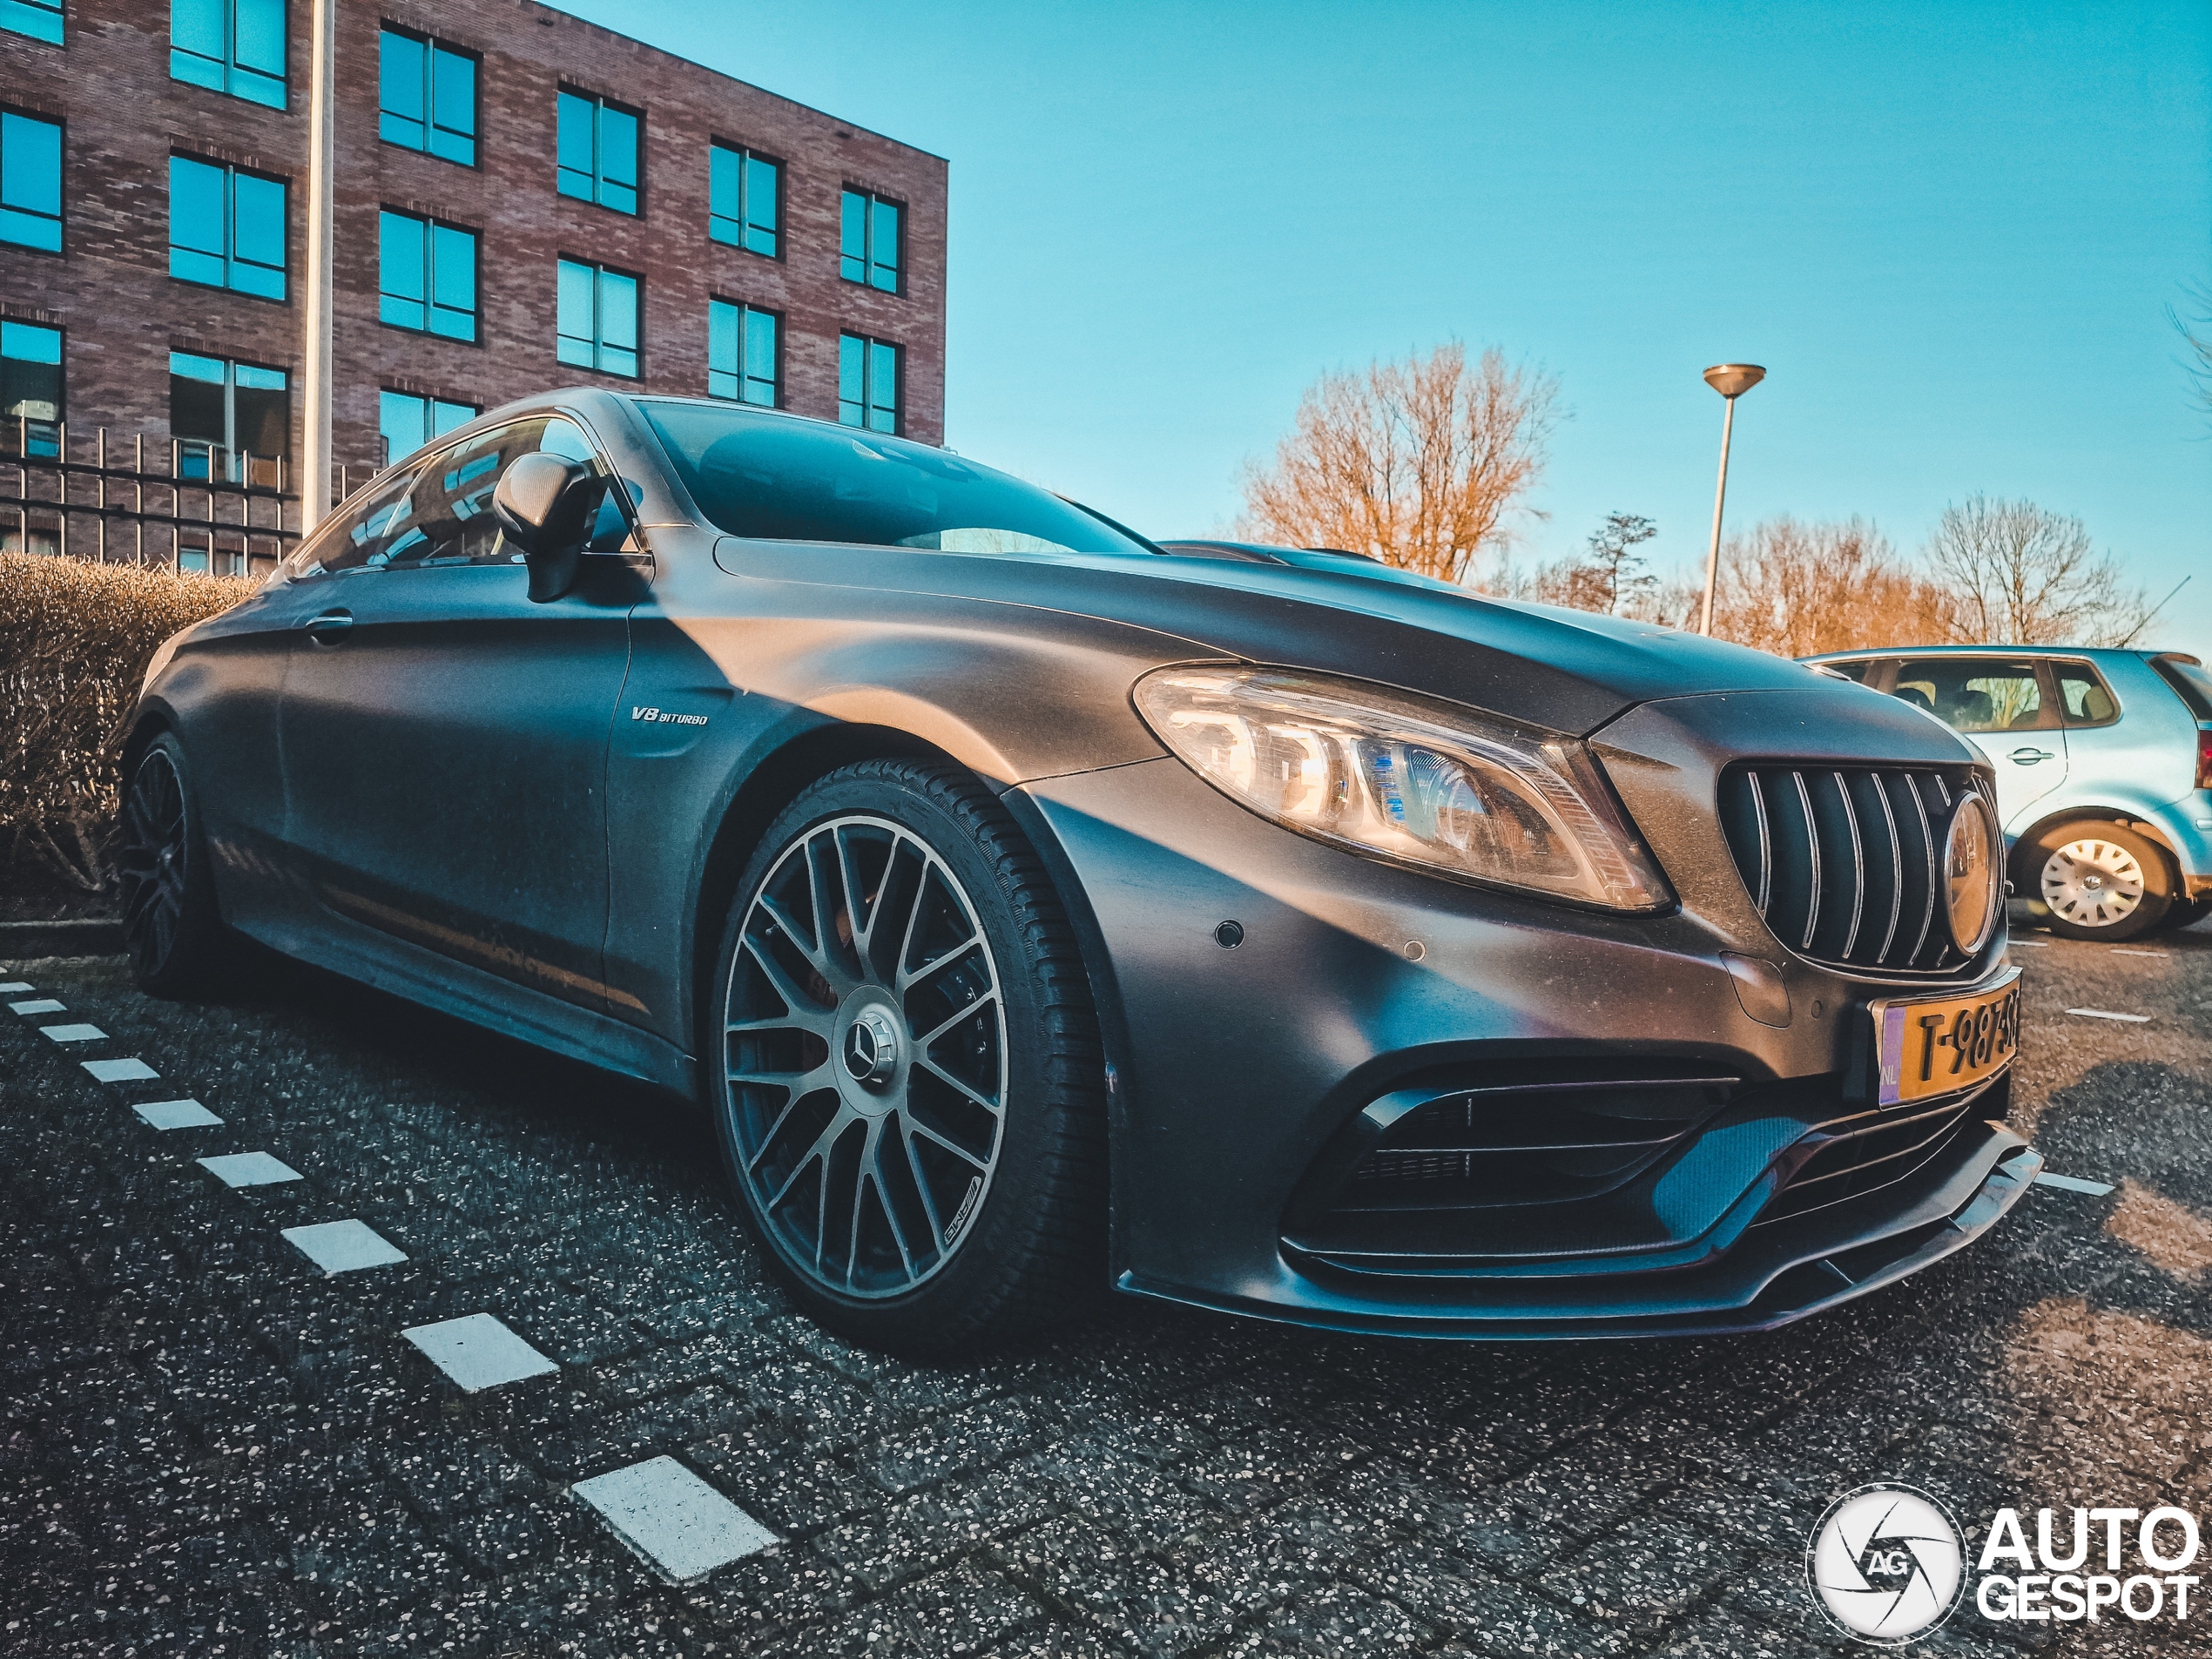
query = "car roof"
xmin=1803 ymin=644 xmax=2157 ymax=664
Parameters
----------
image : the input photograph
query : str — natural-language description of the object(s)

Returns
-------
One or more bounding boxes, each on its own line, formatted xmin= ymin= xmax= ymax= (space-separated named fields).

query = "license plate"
xmin=1873 ymin=968 xmax=2023 ymax=1106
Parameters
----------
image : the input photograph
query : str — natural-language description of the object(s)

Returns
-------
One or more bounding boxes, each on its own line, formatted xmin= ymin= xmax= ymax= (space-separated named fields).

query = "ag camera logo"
xmin=1807 ymin=1483 xmax=1967 ymax=1644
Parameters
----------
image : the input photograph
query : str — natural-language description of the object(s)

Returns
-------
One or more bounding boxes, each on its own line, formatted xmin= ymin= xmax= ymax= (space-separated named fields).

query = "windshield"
xmin=639 ymin=401 xmax=1150 ymax=557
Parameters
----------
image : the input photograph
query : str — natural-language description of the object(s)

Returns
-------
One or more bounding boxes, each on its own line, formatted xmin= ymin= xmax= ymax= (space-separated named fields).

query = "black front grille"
xmin=1718 ymin=763 xmax=1982 ymax=973
xmin=1754 ymin=1076 xmax=2002 ymax=1227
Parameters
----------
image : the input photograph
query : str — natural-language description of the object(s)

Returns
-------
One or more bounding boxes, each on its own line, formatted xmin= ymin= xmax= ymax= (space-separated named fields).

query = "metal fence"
xmin=3 ymin=419 xmax=373 ymax=577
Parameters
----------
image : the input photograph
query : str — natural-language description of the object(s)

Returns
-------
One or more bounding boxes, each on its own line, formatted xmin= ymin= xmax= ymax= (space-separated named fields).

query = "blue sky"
xmin=558 ymin=0 xmax=2211 ymax=651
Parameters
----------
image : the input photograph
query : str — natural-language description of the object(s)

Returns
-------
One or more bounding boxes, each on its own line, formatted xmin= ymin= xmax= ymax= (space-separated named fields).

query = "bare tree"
xmin=1236 ymin=341 xmax=1561 ymax=585
xmin=1922 ymin=495 xmax=2148 ymax=645
xmin=1521 ymin=511 xmax=1658 ymax=615
xmin=2173 ymin=281 xmax=2212 ymax=424
xmin=1698 ymin=516 xmax=1952 ymax=658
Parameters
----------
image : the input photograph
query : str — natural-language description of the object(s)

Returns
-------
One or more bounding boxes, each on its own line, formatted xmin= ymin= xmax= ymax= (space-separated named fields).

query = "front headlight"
xmin=1132 ymin=665 xmax=1672 ymax=913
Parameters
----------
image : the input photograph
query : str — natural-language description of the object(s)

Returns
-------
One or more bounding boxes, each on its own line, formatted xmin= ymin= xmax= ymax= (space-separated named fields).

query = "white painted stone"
xmin=133 ymin=1099 xmax=225 ymax=1130
xmin=0 ymin=982 xmax=33 ymax=994
xmin=280 ymin=1219 xmax=408 ymax=1274
xmin=82 ymin=1058 xmax=159 ymax=1082
xmin=199 ymin=1151 xmax=303 ymax=1188
xmin=2036 ymin=1172 xmax=2117 ymax=1197
xmin=572 ymin=1457 xmax=778 ymax=1582
xmin=41 ymin=1023 xmax=106 ymax=1043
xmin=2065 ymin=1008 xmax=2152 ymax=1023
xmin=10 ymin=998 xmax=64 ymax=1015
xmin=402 ymin=1313 xmax=558 ymax=1392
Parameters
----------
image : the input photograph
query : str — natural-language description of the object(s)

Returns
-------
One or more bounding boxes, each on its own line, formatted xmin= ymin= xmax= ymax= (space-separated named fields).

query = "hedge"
xmin=0 ymin=554 xmax=256 ymax=894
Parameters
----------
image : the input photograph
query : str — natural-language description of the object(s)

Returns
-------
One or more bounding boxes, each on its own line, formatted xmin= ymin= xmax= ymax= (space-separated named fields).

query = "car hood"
xmin=711 ymin=533 xmax=1864 ymax=738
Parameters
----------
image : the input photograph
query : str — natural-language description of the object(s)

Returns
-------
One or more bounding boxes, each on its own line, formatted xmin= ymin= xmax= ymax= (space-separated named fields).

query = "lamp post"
xmin=1696 ymin=362 xmax=1765 ymax=637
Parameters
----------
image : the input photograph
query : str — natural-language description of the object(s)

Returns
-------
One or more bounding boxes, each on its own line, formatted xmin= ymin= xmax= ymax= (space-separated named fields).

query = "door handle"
xmin=301 ymin=608 xmax=354 ymax=645
xmin=2007 ymin=747 xmax=2054 ymax=764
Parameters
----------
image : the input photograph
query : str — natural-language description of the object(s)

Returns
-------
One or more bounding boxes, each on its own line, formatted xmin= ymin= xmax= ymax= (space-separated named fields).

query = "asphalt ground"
xmin=3 ymin=911 xmax=2209 ymax=1657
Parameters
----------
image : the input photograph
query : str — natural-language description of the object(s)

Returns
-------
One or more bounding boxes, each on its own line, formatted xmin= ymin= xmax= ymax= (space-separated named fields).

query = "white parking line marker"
xmin=402 ymin=1313 xmax=558 ymax=1392
xmin=0 ymin=982 xmax=33 ymax=994
xmin=2110 ymin=948 xmax=2168 ymax=958
xmin=2066 ymin=1008 xmax=2152 ymax=1023
xmin=41 ymin=1023 xmax=106 ymax=1043
xmin=572 ymin=1457 xmax=778 ymax=1582
xmin=2007 ymin=940 xmax=2048 ymax=948
xmin=82 ymin=1058 xmax=158 ymax=1082
xmin=133 ymin=1099 xmax=224 ymax=1130
xmin=2036 ymin=1173 xmax=2117 ymax=1197
xmin=198 ymin=1151 xmax=303 ymax=1188
xmin=10 ymin=998 xmax=65 ymax=1015
xmin=281 ymin=1219 xmax=407 ymax=1274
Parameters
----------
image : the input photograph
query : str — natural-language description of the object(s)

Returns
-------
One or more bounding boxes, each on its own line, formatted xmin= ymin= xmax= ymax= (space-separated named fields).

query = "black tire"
xmin=117 ymin=732 xmax=230 ymax=995
xmin=705 ymin=759 xmax=1105 ymax=1356
xmin=2158 ymin=896 xmax=2212 ymax=934
xmin=2023 ymin=821 xmax=2173 ymax=942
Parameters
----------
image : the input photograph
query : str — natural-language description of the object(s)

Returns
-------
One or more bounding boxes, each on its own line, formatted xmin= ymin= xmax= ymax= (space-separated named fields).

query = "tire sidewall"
xmin=2027 ymin=822 xmax=2172 ymax=942
xmin=705 ymin=763 xmax=1075 ymax=1346
xmin=126 ymin=732 xmax=223 ymax=994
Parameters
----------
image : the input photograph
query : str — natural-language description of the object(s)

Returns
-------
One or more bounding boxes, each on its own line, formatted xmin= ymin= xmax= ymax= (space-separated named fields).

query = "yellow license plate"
xmin=1874 ymin=969 xmax=2022 ymax=1106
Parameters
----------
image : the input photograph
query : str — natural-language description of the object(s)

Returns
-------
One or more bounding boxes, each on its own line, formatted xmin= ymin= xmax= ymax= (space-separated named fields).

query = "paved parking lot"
xmin=3 ymin=915 xmax=2209 ymax=1656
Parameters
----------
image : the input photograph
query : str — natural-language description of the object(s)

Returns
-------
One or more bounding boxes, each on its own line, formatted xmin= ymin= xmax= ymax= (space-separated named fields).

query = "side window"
xmin=1891 ymin=658 xmax=2053 ymax=733
xmin=285 ymin=467 xmax=419 ymax=578
xmin=2052 ymin=661 xmax=2120 ymax=727
xmin=1822 ymin=658 xmax=1875 ymax=684
xmin=374 ymin=415 xmax=628 ymax=569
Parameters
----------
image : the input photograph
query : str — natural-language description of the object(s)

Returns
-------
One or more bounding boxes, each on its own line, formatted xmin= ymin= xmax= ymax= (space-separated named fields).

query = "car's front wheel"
xmin=2027 ymin=821 xmax=2173 ymax=942
xmin=706 ymin=760 xmax=1104 ymax=1356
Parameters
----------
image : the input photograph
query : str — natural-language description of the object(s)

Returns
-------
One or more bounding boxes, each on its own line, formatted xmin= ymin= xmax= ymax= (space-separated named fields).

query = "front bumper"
xmin=1017 ymin=688 xmax=2027 ymax=1340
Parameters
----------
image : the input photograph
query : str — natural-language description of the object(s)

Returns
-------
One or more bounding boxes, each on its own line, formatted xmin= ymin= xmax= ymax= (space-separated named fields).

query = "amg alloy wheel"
xmin=117 ymin=733 xmax=228 ymax=994
xmin=709 ymin=761 xmax=1103 ymax=1353
xmin=2031 ymin=823 xmax=2171 ymax=942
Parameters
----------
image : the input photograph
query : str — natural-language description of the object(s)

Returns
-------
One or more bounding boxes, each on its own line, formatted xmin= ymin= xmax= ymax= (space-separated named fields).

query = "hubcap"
xmin=722 ymin=814 xmax=1006 ymax=1299
xmin=118 ymin=750 xmax=189 ymax=976
xmin=2040 ymin=838 xmax=2144 ymax=929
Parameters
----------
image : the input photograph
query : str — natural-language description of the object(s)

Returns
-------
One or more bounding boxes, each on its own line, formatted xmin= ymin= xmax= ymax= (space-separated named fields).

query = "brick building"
xmin=0 ymin=0 xmax=948 ymax=563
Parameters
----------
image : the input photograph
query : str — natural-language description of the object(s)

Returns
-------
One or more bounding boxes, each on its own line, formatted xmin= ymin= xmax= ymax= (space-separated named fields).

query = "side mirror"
xmin=492 ymin=452 xmax=598 ymax=603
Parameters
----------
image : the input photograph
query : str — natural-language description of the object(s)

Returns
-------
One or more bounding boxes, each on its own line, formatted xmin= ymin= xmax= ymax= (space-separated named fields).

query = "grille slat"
xmin=1721 ymin=763 xmax=1981 ymax=974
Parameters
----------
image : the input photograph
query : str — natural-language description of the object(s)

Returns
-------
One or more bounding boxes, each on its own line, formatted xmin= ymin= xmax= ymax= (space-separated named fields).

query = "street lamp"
xmin=1696 ymin=362 xmax=1765 ymax=637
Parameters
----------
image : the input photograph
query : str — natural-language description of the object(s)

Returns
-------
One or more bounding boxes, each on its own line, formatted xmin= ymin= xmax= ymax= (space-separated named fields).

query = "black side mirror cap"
xmin=492 ymin=452 xmax=599 ymax=603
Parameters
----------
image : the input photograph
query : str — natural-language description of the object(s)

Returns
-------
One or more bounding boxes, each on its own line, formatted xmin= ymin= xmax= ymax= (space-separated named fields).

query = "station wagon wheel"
xmin=117 ymin=733 xmax=228 ymax=995
xmin=708 ymin=761 xmax=1104 ymax=1354
xmin=2028 ymin=822 xmax=2171 ymax=943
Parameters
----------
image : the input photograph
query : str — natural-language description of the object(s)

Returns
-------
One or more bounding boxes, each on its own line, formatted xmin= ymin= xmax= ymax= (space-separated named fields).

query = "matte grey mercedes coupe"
xmin=122 ymin=388 xmax=2040 ymax=1353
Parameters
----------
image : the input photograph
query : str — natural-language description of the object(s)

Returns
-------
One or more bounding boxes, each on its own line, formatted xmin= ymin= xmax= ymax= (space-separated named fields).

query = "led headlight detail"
xmin=1133 ymin=667 xmax=1672 ymax=912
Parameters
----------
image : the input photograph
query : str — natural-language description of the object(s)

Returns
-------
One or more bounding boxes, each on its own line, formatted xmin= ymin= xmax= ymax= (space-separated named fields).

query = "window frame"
xmin=2047 ymin=658 xmax=2124 ymax=730
xmin=0 ymin=107 xmax=64 ymax=255
xmin=1 ymin=319 xmax=64 ymax=457
xmin=378 ymin=24 xmax=478 ymax=167
xmin=1888 ymin=655 xmax=2062 ymax=735
xmin=377 ymin=207 xmax=478 ymax=342
xmin=555 ymin=257 xmax=641 ymax=380
xmin=168 ymin=350 xmax=289 ymax=481
xmin=168 ymin=153 xmax=289 ymax=301
xmin=839 ymin=186 xmax=903 ymax=293
xmin=707 ymin=298 xmax=780 ymax=408
xmin=1 ymin=0 xmax=64 ymax=45
xmin=556 ymin=87 xmax=642 ymax=216
xmin=378 ymin=388 xmax=478 ymax=469
xmin=171 ymin=0 xmax=289 ymax=111
xmin=708 ymin=140 xmax=780 ymax=258
xmin=837 ymin=332 xmax=901 ymax=435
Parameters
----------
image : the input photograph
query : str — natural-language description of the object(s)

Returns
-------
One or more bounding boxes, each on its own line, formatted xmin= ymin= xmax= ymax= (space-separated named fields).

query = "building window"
xmin=379 ymin=210 xmax=476 ymax=341
xmin=379 ymin=27 xmax=476 ymax=166
xmin=379 ymin=389 xmax=475 ymax=468
xmin=1 ymin=0 xmax=64 ymax=46
xmin=556 ymin=259 xmax=638 ymax=377
xmin=840 ymin=189 xmax=901 ymax=293
xmin=708 ymin=300 xmax=779 ymax=407
xmin=2 ymin=320 xmax=62 ymax=458
xmin=556 ymin=90 xmax=639 ymax=215
xmin=169 ymin=351 xmax=288 ymax=479
xmin=1 ymin=110 xmax=62 ymax=253
xmin=172 ymin=0 xmax=288 ymax=111
xmin=710 ymin=144 xmax=778 ymax=257
xmin=169 ymin=155 xmax=287 ymax=300
xmin=838 ymin=334 xmax=900 ymax=433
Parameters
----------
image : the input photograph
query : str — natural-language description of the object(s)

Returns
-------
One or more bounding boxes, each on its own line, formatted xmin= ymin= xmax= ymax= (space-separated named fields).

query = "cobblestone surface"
xmin=3 ymin=915 xmax=2209 ymax=1656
